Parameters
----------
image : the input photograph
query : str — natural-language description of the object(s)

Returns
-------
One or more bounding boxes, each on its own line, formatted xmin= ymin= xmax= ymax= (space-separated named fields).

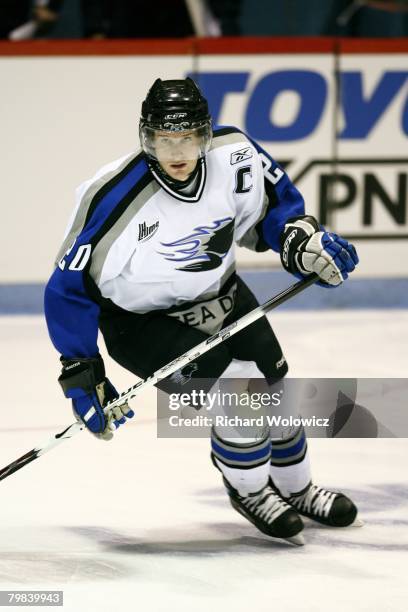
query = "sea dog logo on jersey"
xmin=159 ymin=217 xmax=235 ymax=272
xmin=138 ymin=221 xmax=159 ymax=242
xmin=230 ymin=147 xmax=253 ymax=165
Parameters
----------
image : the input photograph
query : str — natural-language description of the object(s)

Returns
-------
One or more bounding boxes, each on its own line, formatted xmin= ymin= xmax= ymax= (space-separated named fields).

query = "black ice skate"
xmin=282 ymin=482 xmax=363 ymax=527
xmin=223 ymin=477 xmax=305 ymax=546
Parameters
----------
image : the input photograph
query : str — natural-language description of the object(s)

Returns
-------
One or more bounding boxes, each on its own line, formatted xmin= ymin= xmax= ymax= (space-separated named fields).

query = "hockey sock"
xmin=211 ymin=427 xmax=271 ymax=496
xmin=269 ymin=425 xmax=312 ymax=498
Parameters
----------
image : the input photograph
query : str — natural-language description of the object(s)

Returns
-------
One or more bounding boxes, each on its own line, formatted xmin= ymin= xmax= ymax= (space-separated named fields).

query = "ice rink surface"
xmin=0 ymin=310 xmax=407 ymax=612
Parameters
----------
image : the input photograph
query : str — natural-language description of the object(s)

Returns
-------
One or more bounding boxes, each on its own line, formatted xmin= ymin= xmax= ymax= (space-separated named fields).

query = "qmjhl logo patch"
xmin=138 ymin=221 xmax=159 ymax=243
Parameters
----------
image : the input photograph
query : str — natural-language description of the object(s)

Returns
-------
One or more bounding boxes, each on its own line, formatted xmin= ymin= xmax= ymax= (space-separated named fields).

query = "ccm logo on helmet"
xmin=164 ymin=113 xmax=187 ymax=120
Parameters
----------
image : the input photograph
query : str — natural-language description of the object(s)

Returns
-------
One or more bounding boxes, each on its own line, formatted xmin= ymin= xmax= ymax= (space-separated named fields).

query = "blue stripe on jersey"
xmin=60 ymin=159 xmax=149 ymax=273
xmin=44 ymin=157 xmax=149 ymax=359
xmin=211 ymin=439 xmax=271 ymax=463
xmin=214 ymin=125 xmax=305 ymax=253
xmin=271 ymin=432 xmax=306 ymax=459
xmin=80 ymin=160 xmax=149 ymax=238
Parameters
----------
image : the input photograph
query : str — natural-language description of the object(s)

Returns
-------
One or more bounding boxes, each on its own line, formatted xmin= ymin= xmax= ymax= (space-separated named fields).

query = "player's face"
xmin=154 ymin=131 xmax=199 ymax=181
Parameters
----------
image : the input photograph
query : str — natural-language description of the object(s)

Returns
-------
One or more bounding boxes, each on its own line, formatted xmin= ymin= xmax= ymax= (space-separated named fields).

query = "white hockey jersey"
xmin=45 ymin=126 xmax=304 ymax=358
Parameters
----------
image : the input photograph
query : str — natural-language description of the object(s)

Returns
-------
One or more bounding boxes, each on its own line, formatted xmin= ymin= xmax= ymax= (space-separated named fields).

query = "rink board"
xmin=0 ymin=38 xmax=407 ymax=281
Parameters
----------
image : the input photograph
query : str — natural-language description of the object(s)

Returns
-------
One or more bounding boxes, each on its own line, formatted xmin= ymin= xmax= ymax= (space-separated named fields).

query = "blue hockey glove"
xmin=280 ymin=216 xmax=359 ymax=286
xmin=58 ymin=355 xmax=134 ymax=441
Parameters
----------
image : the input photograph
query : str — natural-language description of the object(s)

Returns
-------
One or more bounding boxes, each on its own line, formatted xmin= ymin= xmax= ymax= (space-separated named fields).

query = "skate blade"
xmin=285 ymin=533 xmax=305 ymax=546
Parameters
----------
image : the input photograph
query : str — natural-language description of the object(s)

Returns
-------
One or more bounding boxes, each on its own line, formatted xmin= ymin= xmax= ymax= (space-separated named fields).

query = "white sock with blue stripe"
xmin=269 ymin=426 xmax=312 ymax=498
xmin=211 ymin=427 xmax=271 ymax=496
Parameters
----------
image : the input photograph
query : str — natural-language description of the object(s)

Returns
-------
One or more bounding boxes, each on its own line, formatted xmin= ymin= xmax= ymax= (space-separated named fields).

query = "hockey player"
xmin=45 ymin=78 xmax=360 ymax=545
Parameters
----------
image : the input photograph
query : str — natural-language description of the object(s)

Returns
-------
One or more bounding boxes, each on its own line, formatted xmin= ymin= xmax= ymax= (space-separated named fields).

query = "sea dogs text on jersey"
xmin=167 ymin=285 xmax=236 ymax=335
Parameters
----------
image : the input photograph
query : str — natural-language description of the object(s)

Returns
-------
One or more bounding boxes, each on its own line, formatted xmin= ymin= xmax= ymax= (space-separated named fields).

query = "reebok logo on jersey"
xmin=230 ymin=147 xmax=253 ymax=165
xmin=138 ymin=221 xmax=159 ymax=243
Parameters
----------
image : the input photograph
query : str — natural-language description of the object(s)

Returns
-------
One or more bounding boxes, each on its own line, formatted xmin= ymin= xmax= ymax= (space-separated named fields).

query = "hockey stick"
xmin=0 ymin=273 xmax=318 ymax=483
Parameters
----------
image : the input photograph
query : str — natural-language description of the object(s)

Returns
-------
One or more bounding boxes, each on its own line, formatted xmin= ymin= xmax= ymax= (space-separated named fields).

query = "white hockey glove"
xmin=280 ymin=216 xmax=359 ymax=286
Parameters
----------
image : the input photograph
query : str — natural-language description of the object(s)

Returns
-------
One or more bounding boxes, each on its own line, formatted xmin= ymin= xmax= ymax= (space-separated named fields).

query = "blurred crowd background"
xmin=1 ymin=0 xmax=407 ymax=41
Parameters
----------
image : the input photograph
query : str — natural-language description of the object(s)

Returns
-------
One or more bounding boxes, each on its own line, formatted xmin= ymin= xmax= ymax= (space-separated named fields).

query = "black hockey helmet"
xmin=141 ymin=77 xmax=211 ymax=131
xmin=139 ymin=78 xmax=212 ymax=163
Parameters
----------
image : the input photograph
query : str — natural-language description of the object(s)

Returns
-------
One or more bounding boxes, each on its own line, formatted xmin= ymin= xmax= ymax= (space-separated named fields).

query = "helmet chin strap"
xmin=147 ymin=157 xmax=203 ymax=193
